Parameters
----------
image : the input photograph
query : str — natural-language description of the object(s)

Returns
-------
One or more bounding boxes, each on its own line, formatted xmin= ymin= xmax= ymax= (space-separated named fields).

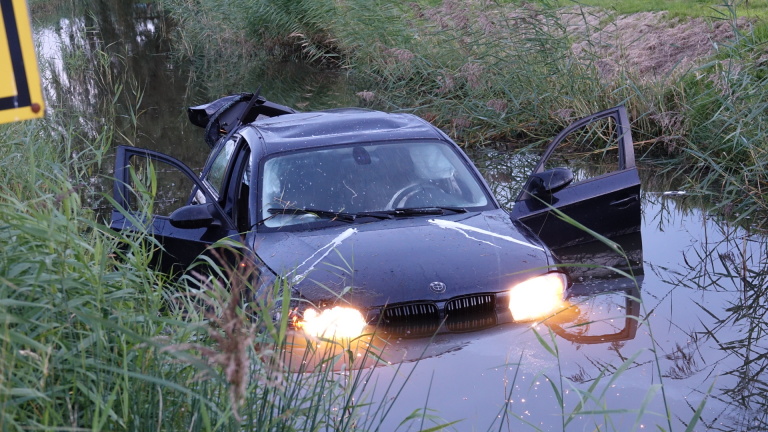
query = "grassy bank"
xmin=161 ymin=0 xmax=768 ymax=220
xmin=0 ymin=121 xmax=432 ymax=430
xmin=0 ymin=71 xmax=432 ymax=432
xmin=0 ymin=110 xmax=180 ymax=428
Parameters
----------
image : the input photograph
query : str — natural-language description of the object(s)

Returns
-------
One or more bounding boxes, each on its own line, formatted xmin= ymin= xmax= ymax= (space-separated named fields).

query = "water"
xmin=36 ymin=3 xmax=768 ymax=430
xmin=359 ymin=192 xmax=767 ymax=430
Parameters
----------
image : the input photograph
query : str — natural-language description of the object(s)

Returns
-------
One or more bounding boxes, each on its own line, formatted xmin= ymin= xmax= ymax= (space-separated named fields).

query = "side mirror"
xmin=529 ymin=167 xmax=574 ymax=197
xmin=169 ymin=203 xmax=219 ymax=229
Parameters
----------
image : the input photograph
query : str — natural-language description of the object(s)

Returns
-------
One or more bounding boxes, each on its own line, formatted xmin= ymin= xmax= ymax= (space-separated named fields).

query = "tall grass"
xmin=670 ymin=23 xmax=768 ymax=221
xmin=162 ymin=0 xmax=343 ymax=66
xmin=2 ymin=29 xmax=437 ymax=430
xmin=0 ymin=111 xmax=176 ymax=428
xmin=0 ymin=108 xmax=444 ymax=430
xmin=350 ymin=1 xmax=605 ymax=139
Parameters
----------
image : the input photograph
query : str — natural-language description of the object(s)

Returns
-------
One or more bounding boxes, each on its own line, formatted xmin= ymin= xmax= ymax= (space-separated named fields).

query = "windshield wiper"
xmin=390 ymin=206 xmax=468 ymax=216
xmin=258 ymin=206 xmax=466 ymax=226
xmin=266 ymin=207 xmax=358 ymax=222
xmin=264 ymin=207 xmax=397 ymax=223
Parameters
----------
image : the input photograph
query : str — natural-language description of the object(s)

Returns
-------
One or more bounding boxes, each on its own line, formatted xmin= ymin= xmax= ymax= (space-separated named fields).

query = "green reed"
xmin=1 ymin=113 xmax=173 ymax=429
xmin=1 ymin=52 xmax=438 ymax=432
xmin=671 ymin=22 xmax=768 ymax=222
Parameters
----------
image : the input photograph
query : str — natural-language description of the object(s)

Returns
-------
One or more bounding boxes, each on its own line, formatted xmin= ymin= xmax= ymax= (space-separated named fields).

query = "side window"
xmin=234 ymin=148 xmax=252 ymax=232
xmin=543 ymin=116 xmax=620 ymax=183
xmin=203 ymin=138 xmax=237 ymax=196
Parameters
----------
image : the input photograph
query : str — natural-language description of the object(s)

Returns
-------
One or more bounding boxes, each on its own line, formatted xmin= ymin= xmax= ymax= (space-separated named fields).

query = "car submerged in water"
xmin=110 ymin=93 xmax=641 ymax=338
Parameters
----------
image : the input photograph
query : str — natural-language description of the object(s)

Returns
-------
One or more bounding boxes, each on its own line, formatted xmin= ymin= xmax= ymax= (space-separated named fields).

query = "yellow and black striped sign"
xmin=1 ymin=0 xmax=43 ymax=125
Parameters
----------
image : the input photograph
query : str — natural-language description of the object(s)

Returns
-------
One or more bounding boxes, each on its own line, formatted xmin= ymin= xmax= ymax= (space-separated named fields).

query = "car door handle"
xmin=610 ymin=195 xmax=639 ymax=208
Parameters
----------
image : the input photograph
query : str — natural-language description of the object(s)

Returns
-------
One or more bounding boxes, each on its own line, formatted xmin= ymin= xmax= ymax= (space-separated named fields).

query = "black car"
xmin=110 ymin=93 xmax=641 ymax=338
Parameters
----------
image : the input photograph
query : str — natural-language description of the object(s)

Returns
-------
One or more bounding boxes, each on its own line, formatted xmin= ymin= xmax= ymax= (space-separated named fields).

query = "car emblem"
xmin=429 ymin=281 xmax=447 ymax=293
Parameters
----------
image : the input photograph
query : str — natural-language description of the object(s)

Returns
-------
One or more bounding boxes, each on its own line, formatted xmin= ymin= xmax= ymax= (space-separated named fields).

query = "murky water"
xmin=36 ymin=3 xmax=768 ymax=430
xmin=359 ymin=192 xmax=767 ymax=430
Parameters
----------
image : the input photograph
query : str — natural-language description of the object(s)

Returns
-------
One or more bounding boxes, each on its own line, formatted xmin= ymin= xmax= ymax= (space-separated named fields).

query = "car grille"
xmin=378 ymin=294 xmax=499 ymax=335
xmin=445 ymin=294 xmax=496 ymax=317
xmin=382 ymin=303 xmax=439 ymax=323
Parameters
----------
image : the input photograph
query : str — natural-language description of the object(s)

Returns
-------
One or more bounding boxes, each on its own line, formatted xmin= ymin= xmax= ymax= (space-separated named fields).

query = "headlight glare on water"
xmin=508 ymin=272 xmax=568 ymax=322
xmin=298 ymin=306 xmax=367 ymax=339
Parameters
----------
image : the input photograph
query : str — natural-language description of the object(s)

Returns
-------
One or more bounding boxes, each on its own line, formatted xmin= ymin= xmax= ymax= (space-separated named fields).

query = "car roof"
xmin=243 ymin=108 xmax=447 ymax=154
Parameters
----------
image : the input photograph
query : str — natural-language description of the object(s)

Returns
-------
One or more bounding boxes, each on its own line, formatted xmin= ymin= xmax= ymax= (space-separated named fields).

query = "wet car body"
xmin=110 ymin=93 xmax=641 ymax=330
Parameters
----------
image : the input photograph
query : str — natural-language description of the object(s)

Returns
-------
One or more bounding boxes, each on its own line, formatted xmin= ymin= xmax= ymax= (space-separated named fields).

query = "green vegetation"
xmin=0 ymin=40 xmax=441 ymax=429
xmin=0 ymin=105 xmax=175 ymax=428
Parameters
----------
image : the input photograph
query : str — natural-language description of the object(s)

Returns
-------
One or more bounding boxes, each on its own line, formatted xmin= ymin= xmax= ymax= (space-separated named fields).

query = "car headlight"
xmin=298 ymin=306 xmax=367 ymax=339
xmin=508 ymin=272 xmax=568 ymax=322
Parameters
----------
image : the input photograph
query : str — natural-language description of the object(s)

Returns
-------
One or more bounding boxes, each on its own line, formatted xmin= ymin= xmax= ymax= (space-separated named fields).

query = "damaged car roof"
xmin=246 ymin=109 xmax=447 ymax=153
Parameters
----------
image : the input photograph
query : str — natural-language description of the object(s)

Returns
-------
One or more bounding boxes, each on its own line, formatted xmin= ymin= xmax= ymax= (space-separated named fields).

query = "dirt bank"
xmin=564 ymin=8 xmax=752 ymax=81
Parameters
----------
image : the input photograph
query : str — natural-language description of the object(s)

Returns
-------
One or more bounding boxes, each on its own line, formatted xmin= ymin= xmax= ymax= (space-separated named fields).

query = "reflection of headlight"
xmin=298 ymin=306 xmax=367 ymax=339
xmin=508 ymin=272 xmax=568 ymax=322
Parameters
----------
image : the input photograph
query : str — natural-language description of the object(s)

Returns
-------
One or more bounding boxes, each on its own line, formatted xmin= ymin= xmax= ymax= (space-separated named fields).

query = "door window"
xmin=541 ymin=115 xmax=621 ymax=184
xmin=121 ymin=152 xmax=200 ymax=217
xmin=203 ymin=138 xmax=237 ymax=197
xmin=509 ymin=106 xmax=641 ymax=248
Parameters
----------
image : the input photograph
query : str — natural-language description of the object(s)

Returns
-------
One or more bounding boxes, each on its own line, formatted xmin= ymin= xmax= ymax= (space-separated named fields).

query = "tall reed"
xmin=0 ymin=90 xmax=439 ymax=432
xmin=0 ymin=109 xmax=181 ymax=428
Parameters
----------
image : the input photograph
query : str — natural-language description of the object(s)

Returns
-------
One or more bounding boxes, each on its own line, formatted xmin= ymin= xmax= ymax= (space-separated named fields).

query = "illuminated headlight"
xmin=298 ymin=306 xmax=367 ymax=339
xmin=508 ymin=272 xmax=568 ymax=322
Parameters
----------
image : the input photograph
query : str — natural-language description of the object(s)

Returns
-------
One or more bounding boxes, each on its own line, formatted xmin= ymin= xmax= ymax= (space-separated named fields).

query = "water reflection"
xmin=38 ymin=1 xmax=202 ymax=155
xmin=650 ymin=198 xmax=768 ymax=428
xmin=548 ymin=232 xmax=643 ymax=343
xmin=549 ymin=286 xmax=640 ymax=345
xmin=353 ymin=192 xmax=768 ymax=431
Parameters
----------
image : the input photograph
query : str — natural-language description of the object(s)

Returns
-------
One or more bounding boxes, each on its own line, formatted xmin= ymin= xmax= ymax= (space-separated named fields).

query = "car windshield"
xmin=259 ymin=141 xmax=493 ymax=229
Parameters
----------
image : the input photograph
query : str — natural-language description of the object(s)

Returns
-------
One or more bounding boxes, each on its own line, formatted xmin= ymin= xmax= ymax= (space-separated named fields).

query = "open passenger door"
xmin=110 ymin=146 xmax=239 ymax=274
xmin=509 ymin=106 xmax=641 ymax=249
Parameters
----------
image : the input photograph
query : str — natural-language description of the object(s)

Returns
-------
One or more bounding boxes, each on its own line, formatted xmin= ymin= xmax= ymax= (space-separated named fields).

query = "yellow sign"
xmin=1 ymin=0 xmax=44 ymax=124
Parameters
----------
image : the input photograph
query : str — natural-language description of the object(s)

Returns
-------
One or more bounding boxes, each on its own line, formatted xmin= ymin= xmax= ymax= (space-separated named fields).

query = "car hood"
xmin=250 ymin=209 xmax=552 ymax=309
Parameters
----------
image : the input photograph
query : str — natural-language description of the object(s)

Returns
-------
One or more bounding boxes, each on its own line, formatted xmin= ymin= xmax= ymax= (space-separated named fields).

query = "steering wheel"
xmin=387 ymin=182 xmax=447 ymax=209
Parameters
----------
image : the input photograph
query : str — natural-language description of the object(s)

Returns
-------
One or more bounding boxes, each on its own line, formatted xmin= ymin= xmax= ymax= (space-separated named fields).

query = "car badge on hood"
xmin=429 ymin=281 xmax=447 ymax=293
